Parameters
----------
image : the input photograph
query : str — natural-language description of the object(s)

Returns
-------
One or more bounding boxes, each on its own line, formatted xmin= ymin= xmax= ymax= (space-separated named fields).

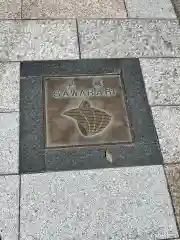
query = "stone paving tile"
xmin=0 ymin=63 xmax=20 ymax=112
xmin=78 ymin=19 xmax=180 ymax=59
xmin=0 ymin=0 xmax=21 ymax=19
xmin=152 ymin=106 xmax=180 ymax=164
xmin=0 ymin=175 xmax=19 ymax=240
xmin=20 ymin=166 xmax=178 ymax=240
xmin=124 ymin=0 xmax=176 ymax=18
xmin=0 ymin=20 xmax=78 ymax=61
xmin=165 ymin=164 xmax=180 ymax=229
xmin=22 ymin=0 xmax=127 ymax=18
xmin=0 ymin=113 xmax=19 ymax=173
xmin=140 ymin=58 xmax=180 ymax=106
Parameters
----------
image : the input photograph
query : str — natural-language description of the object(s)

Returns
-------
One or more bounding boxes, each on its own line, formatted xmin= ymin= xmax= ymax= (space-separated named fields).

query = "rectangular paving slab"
xmin=20 ymin=166 xmax=178 ymax=240
xmin=124 ymin=0 xmax=176 ymax=18
xmin=0 ymin=62 xmax=20 ymax=112
xmin=0 ymin=20 xmax=78 ymax=61
xmin=0 ymin=0 xmax=21 ymax=19
xmin=0 ymin=175 xmax=19 ymax=240
xmin=152 ymin=106 xmax=180 ymax=164
xmin=0 ymin=113 xmax=19 ymax=173
xmin=78 ymin=19 xmax=180 ymax=58
xmin=140 ymin=58 xmax=180 ymax=106
xmin=22 ymin=0 xmax=127 ymax=18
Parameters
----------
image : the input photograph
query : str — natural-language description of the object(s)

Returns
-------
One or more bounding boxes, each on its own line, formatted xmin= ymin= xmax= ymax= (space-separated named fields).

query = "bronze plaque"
xmin=44 ymin=75 xmax=132 ymax=148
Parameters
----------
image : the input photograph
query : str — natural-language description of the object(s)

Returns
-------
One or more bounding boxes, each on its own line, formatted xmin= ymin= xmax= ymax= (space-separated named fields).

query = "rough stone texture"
xmin=0 ymin=113 xmax=19 ymax=173
xmin=0 ymin=20 xmax=78 ymax=61
xmin=0 ymin=0 xmax=21 ymax=19
xmin=20 ymin=166 xmax=178 ymax=240
xmin=165 ymin=164 xmax=180 ymax=228
xmin=22 ymin=0 xmax=127 ymax=18
xmin=171 ymin=0 xmax=180 ymax=17
xmin=0 ymin=63 xmax=20 ymax=112
xmin=152 ymin=107 xmax=180 ymax=163
xmin=140 ymin=58 xmax=180 ymax=105
xmin=0 ymin=175 xmax=19 ymax=240
xmin=78 ymin=19 xmax=180 ymax=58
xmin=125 ymin=0 xmax=176 ymax=18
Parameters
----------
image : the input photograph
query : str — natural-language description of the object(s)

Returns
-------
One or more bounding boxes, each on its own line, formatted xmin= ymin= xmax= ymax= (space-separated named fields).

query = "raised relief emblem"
xmin=44 ymin=75 xmax=132 ymax=148
xmin=63 ymin=100 xmax=112 ymax=137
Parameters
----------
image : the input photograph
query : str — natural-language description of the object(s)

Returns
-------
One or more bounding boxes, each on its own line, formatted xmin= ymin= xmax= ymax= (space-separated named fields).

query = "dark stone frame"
xmin=20 ymin=59 xmax=163 ymax=174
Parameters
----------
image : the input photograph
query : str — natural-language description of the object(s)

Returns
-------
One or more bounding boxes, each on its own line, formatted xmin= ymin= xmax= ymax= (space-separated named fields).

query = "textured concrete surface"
xmin=0 ymin=20 xmax=78 ymax=61
xmin=0 ymin=175 xmax=19 ymax=240
xmin=0 ymin=113 xmax=19 ymax=173
xmin=152 ymin=106 xmax=180 ymax=163
xmin=79 ymin=19 xmax=180 ymax=58
xmin=165 ymin=164 xmax=180 ymax=229
xmin=20 ymin=166 xmax=178 ymax=240
xmin=125 ymin=0 xmax=176 ymax=18
xmin=0 ymin=63 xmax=20 ymax=112
xmin=22 ymin=0 xmax=127 ymax=18
xmin=0 ymin=0 xmax=21 ymax=19
xmin=140 ymin=58 xmax=180 ymax=105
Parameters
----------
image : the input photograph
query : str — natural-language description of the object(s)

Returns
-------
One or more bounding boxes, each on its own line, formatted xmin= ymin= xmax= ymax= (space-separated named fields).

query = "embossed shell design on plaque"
xmin=63 ymin=100 xmax=112 ymax=137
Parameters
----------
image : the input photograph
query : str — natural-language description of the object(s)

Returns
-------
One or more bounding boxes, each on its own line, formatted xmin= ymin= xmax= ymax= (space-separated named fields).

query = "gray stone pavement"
xmin=0 ymin=0 xmax=180 ymax=239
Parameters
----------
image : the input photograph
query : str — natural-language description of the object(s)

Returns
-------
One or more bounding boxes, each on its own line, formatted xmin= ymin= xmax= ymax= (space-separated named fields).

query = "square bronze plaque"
xmin=44 ymin=75 xmax=132 ymax=148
